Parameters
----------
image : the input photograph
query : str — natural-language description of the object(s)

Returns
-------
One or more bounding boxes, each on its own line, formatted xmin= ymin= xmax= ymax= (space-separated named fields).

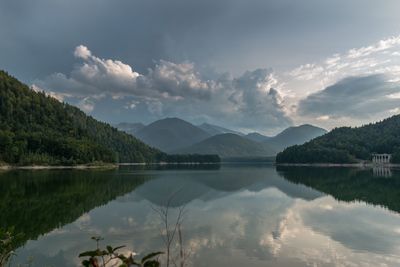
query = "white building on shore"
xmin=371 ymin=153 xmax=391 ymax=164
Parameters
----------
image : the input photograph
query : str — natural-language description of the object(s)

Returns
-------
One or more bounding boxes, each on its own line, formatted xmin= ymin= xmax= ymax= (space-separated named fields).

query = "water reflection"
xmin=2 ymin=165 xmax=400 ymax=267
xmin=373 ymin=166 xmax=392 ymax=177
xmin=0 ymin=169 xmax=149 ymax=249
xmin=277 ymin=166 xmax=400 ymax=213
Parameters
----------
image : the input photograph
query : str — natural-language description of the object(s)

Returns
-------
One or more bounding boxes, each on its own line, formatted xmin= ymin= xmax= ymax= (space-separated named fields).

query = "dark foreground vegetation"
xmin=276 ymin=115 xmax=400 ymax=163
xmin=0 ymin=230 xmax=163 ymax=267
xmin=79 ymin=237 xmax=162 ymax=267
xmin=0 ymin=71 xmax=220 ymax=165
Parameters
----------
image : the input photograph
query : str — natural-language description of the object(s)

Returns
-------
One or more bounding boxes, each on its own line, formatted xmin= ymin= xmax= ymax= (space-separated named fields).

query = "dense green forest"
xmin=0 ymin=71 xmax=220 ymax=165
xmin=0 ymin=71 xmax=163 ymax=164
xmin=276 ymin=115 xmax=400 ymax=163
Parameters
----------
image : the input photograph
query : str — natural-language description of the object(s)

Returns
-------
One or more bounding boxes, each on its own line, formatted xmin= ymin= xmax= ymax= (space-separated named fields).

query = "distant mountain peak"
xmin=135 ymin=118 xmax=210 ymax=152
xmin=264 ymin=124 xmax=327 ymax=152
xmin=198 ymin=123 xmax=244 ymax=136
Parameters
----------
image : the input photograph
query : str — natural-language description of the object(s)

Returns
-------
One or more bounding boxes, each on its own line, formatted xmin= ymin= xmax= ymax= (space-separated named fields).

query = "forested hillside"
xmin=0 ymin=71 xmax=163 ymax=165
xmin=276 ymin=115 xmax=400 ymax=163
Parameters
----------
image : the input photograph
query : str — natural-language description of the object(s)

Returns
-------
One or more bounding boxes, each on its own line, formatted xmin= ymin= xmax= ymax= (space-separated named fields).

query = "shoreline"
xmin=4 ymin=162 xmax=400 ymax=170
xmin=0 ymin=162 xmax=221 ymax=170
xmin=0 ymin=163 xmax=118 ymax=170
xmin=275 ymin=162 xmax=400 ymax=168
xmin=119 ymin=162 xmax=220 ymax=165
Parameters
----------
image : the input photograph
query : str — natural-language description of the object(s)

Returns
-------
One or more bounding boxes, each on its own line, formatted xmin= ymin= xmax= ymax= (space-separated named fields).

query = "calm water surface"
xmin=2 ymin=165 xmax=400 ymax=266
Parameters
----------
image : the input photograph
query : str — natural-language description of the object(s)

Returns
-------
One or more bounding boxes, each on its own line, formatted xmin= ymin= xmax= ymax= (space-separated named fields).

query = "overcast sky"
xmin=1 ymin=0 xmax=400 ymax=134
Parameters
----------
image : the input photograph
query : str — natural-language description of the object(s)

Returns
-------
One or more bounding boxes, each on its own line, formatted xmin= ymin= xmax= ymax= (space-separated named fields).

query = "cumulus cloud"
xmin=298 ymin=74 xmax=400 ymax=118
xmin=33 ymin=45 xmax=292 ymax=132
xmin=228 ymin=69 xmax=291 ymax=128
xmin=148 ymin=60 xmax=217 ymax=100
xmin=77 ymin=97 xmax=95 ymax=113
xmin=74 ymin=45 xmax=92 ymax=59
xmin=36 ymin=46 xmax=219 ymax=100
xmin=31 ymin=84 xmax=71 ymax=102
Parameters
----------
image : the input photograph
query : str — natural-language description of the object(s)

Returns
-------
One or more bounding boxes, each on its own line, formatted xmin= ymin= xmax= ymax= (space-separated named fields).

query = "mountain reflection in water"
xmin=2 ymin=165 xmax=400 ymax=267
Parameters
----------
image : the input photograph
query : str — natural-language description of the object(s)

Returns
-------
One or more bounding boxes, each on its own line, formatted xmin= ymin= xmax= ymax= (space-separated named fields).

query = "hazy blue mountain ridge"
xmin=134 ymin=118 xmax=211 ymax=153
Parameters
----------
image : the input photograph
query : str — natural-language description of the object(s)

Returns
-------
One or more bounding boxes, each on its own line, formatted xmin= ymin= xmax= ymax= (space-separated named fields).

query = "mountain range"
xmin=175 ymin=133 xmax=276 ymax=157
xmin=117 ymin=118 xmax=326 ymax=158
xmin=198 ymin=123 xmax=244 ymax=136
xmin=134 ymin=118 xmax=211 ymax=152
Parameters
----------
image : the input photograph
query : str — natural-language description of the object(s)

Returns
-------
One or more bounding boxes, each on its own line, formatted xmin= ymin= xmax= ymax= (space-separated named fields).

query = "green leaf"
xmin=113 ymin=245 xmax=126 ymax=252
xmin=99 ymin=249 xmax=109 ymax=256
xmin=79 ymin=250 xmax=98 ymax=257
xmin=106 ymin=245 xmax=113 ymax=253
xmin=79 ymin=249 xmax=108 ymax=257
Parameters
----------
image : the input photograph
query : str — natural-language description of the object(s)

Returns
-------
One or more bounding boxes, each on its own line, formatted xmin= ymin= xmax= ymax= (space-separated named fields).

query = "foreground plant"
xmin=79 ymin=237 xmax=163 ymax=267
xmin=0 ymin=228 xmax=23 ymax=267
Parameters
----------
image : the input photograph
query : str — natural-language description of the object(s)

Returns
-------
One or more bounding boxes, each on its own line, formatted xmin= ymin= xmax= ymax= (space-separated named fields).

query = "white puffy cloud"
xmin=31 ymin=84 xmax=71 ymax=102
xmin=34 ymin=45 xmax=292 ymax=133
xmin=228 ymin=69 xmax=291 ymax=129
xmin=148 ymin=60 xmax=217 ymax=100
xmin=77 ymin=97 xmax=95 ymax=112
xmin=74 ymin=45 xmax=92 ymax=59
xmin=35 ymin=45 xmax=220 ymax=100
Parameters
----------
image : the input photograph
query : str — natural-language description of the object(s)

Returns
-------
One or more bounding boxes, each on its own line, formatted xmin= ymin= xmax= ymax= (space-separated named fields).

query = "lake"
xmin=2 ymin=164 xmax=400 ymax=267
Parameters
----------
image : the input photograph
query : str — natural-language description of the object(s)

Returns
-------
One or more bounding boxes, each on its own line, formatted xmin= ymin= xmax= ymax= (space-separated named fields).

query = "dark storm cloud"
xmin=2 ymin=0 xmax=400 ymax=131
xmin=298 ymin=74 xmax=400 ymax=118
xmin=1 ymin=0 xmax=400 ymax=82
